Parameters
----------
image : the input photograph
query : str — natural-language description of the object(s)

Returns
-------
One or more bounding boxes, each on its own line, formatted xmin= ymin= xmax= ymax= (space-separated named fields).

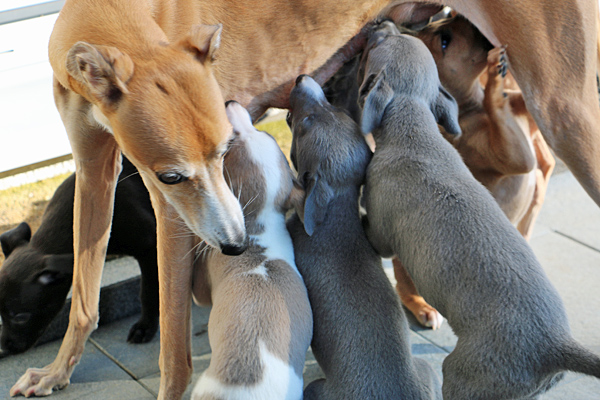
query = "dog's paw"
xmin=127 ymin=318 xmax=159 ymax=344
xmin=487 ymin=46 xmax=508 ymax=78
xmin=417 ymin=308 xmax=445 ymax=331
xmin=10 ymin=366 xmax=70 ymax=397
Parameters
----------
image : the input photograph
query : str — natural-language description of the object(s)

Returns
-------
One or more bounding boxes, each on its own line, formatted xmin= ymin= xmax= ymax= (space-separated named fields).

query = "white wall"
xmin=0 ymin=13 xmax=71 ymax=173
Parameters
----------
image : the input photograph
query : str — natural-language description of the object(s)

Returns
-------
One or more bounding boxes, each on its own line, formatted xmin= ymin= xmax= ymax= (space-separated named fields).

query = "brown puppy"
xmin=11 ymin=0 xmax=600 ymax=398
xmin=393 ymin=16 xmax=557 ymax=330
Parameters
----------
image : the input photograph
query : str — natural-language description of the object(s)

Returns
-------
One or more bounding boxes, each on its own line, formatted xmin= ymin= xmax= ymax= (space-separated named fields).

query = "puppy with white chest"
xmin=286 ymin=74 xmax=441 ymax=400
xmin=359 ymin=21 xmax=600 ymax=399
xmin=190 ymin=101 xmax=312 ymax=400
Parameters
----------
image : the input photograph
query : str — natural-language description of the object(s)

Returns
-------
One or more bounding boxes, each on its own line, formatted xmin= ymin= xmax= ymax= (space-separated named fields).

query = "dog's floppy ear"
xmin=0 ymin=222 xmax=32 ymax=257
xmin=182 ymin=24 xmax=223 ymax=64
xmin=37 ymin=255 xmax=74 ymax=286
xmin=432 ymin=85 xmax=462 ymax=136
xmin=66 ymin=42 xmax=134 ymax=106
xmin=359 ymin=70 xmax=394 ymax=134
xmin=300 ymin=172 xmax=333 ymax=236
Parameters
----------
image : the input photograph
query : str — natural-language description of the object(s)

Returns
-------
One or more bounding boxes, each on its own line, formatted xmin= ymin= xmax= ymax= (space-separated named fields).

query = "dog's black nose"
xmin=296 ymin=74 xmax=309 ymax=86
xmin=221 ymin=241 xmax=247 ymax=256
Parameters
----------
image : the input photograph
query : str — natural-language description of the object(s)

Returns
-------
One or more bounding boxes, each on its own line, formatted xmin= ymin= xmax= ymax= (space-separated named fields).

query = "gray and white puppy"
xmin=286 ymin=74 xmax=442 ymax=400
xmin=360 ymin=21 xmax=600 ymax=399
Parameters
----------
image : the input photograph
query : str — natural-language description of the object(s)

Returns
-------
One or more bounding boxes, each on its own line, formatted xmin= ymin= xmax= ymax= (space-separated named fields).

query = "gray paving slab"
xmin=529 ymin=231 xmax=600 ymax=354
xmin=89 ymin=305 xmax=212 ymax=381
xmin=543 ymin=373 xmax=600 ymax=400
xmin=535 ymin=171 xmax=600 ymax=251
xmin=0 ymin=337 xmax=154 ymax=400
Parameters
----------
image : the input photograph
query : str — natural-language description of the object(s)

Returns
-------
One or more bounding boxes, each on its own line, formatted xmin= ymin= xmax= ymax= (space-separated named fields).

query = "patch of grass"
xmin=0 ymin=172 xmax=72 ymax=265
xmin=256 ymin=118 xmax=293 ymax=164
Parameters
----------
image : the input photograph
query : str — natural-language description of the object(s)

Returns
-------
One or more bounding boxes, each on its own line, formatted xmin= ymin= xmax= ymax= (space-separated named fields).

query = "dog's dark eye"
xmin=286 ymin=112 xmax=293 ymax=127
xmin=12 ymin=312 xmax=31 ymax=325
xmin=440 ymin=31 xmax=452 ymax=52
xmin=157 ymin=172 xmax=188 ymax=185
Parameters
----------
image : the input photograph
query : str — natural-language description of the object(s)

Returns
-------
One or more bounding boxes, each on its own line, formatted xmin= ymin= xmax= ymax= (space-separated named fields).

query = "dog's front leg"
xmin=10 ymin=97 xmax=122 ymax=396
xmin=144 ymin=181 xmax=195 ymax=400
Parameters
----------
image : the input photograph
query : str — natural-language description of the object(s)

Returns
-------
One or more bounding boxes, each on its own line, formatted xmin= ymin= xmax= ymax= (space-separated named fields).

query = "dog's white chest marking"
xmin=244 ymin=129 xmax=301 ymax=278
xmin=192 ymin=341 xmax=303 ymax=400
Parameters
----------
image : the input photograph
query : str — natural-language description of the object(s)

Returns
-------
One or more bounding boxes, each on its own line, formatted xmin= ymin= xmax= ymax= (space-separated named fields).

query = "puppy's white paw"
xmin=419 ymin=309 xmax=444 ymax=330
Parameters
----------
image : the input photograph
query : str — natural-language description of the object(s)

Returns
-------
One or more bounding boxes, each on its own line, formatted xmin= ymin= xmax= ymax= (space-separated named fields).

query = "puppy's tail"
xmin=560 ymin=340 xmax=600 ymax=379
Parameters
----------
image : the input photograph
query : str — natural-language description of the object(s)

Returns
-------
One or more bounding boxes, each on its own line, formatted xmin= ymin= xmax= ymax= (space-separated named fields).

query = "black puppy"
xmin=0 ymin=157 xmax=158 ymax=356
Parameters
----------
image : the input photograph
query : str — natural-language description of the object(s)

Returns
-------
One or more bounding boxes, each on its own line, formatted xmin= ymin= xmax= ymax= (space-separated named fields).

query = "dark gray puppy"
xmin=359 ymin=21 xmax=600 ymax=399
xmin=286 ymin=74 xmax=442 ymax=400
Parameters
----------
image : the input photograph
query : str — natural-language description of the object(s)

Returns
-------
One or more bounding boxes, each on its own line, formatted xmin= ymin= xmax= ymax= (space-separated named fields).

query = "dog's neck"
xmin=249 ymin=205 xmax=298 ymax=275
xmin=372 ymin=97 xmax=441 ymax=149
xmin=319 ymin=186 xmax=364 ymax=236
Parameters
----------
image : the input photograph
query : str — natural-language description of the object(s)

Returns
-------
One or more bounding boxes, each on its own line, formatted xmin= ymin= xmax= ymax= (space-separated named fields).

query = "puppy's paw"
xmin=417 ymin=308 xmax=444 ymax=331
xmin=487 ymin=46 xmax=508 ymax=78
xmin=402 ymin=296 xmax=445 ymax=330
xmin=127 ymin=318 xmax=159 ymax=344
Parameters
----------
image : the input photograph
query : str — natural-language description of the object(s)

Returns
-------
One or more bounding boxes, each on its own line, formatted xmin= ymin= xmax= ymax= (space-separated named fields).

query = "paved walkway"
xmin=1 ymin=167 xmax=599 ymax=399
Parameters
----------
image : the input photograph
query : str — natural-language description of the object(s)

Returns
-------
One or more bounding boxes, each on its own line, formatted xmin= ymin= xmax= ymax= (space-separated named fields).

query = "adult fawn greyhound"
xmin=11 ymin=0 xmax=600 ymax=398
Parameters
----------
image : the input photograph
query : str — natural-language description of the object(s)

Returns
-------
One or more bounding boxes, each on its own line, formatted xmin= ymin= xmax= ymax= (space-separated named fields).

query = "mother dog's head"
xmin=60 ymin=24 xmax=247 ymax=255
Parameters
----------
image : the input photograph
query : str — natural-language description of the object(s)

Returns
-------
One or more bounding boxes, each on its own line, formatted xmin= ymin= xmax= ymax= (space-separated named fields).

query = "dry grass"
xmin=0 ymin=118 xmax=292 ymax=267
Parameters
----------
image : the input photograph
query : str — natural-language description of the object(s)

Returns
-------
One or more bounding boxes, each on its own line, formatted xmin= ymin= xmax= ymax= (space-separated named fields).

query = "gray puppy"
xmin=286 ymin=74 xmax=442 ymax=400
xmin=360 ymin=21 xmax=600 ymax=399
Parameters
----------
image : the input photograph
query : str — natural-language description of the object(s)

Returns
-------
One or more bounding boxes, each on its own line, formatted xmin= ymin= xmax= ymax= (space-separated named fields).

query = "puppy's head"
xmin=223 ymin=102 xmax=303 ymax=233
xmin=416 ymin=16 xmax=493 ymax=94
xmin=288 ymin=75 xmax=371 ymax=235
xmin=63 ymin=24 xmax=246 ymax=255
xmin=0 ymin=223 xmax=73 ymax=357
xmin=358 ymin=21 xmax=461 ymax=136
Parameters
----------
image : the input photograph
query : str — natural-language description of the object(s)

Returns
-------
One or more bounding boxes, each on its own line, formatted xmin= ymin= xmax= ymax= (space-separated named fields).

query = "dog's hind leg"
xmin=127 ymin=252 xmax=160 ymax=343
xmin=11 ymin=79 xmax=122 ymax=396
xmin=517 ymin=131 xmax=555 ymax=240
xmin=392 ymin=258 xmax=444 ymax=330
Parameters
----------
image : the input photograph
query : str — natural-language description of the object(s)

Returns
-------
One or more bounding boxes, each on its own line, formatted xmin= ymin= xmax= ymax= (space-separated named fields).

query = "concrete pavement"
xmin=1 ymin=166 xmax=599 ymax=399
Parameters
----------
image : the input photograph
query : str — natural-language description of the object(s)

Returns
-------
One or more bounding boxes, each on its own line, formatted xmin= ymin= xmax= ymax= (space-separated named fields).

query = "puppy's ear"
xmin=182 ymin=24 xmax=223 ymax=64
xmin=0 ymin=222 xmax=32 ymax=257
xmin=66 ymin=42 xmax=134 ymax=107
xmin=432 ymin=85 xmax=461 ymax=136
xmin=37 ymin=255 xmax=74 ymax=286
xmin=359 ymin=71 xmax=394 ymax=134
xmin=301 ymin=172 xmax=333 ymax=236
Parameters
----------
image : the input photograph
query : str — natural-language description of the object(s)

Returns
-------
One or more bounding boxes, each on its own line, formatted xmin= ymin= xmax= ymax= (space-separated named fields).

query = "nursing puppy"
xmin=360 ymin=21 xmax=600 ymax=399
xmin=287 ymin=75 xmax=441 ymax=400
xmin=416 ymin=15 xmax=555 ymax=240
xmin=190 ymin=101 xmax=312 ymax=399
xmin=0 ymin=157 xmax=158 ymax=356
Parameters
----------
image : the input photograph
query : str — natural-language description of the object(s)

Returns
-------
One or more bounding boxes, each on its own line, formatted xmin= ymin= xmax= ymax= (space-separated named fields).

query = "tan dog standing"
xmin=190 ymin=102 xmax=311 ymax=399
xmin=11 ymin=0 xmax=600 ymax=398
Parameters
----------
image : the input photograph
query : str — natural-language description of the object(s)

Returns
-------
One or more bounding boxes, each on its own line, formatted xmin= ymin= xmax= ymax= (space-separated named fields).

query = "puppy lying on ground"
xmin=0 ymin=157 xmax=158 ymax=357
xmin=359 ymin=21 xmax=600 ymax=399
xmin=287 ymin=74 xmax=441 ymax=400
xmin=190 ymin=101 xmax=312 ymax=399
